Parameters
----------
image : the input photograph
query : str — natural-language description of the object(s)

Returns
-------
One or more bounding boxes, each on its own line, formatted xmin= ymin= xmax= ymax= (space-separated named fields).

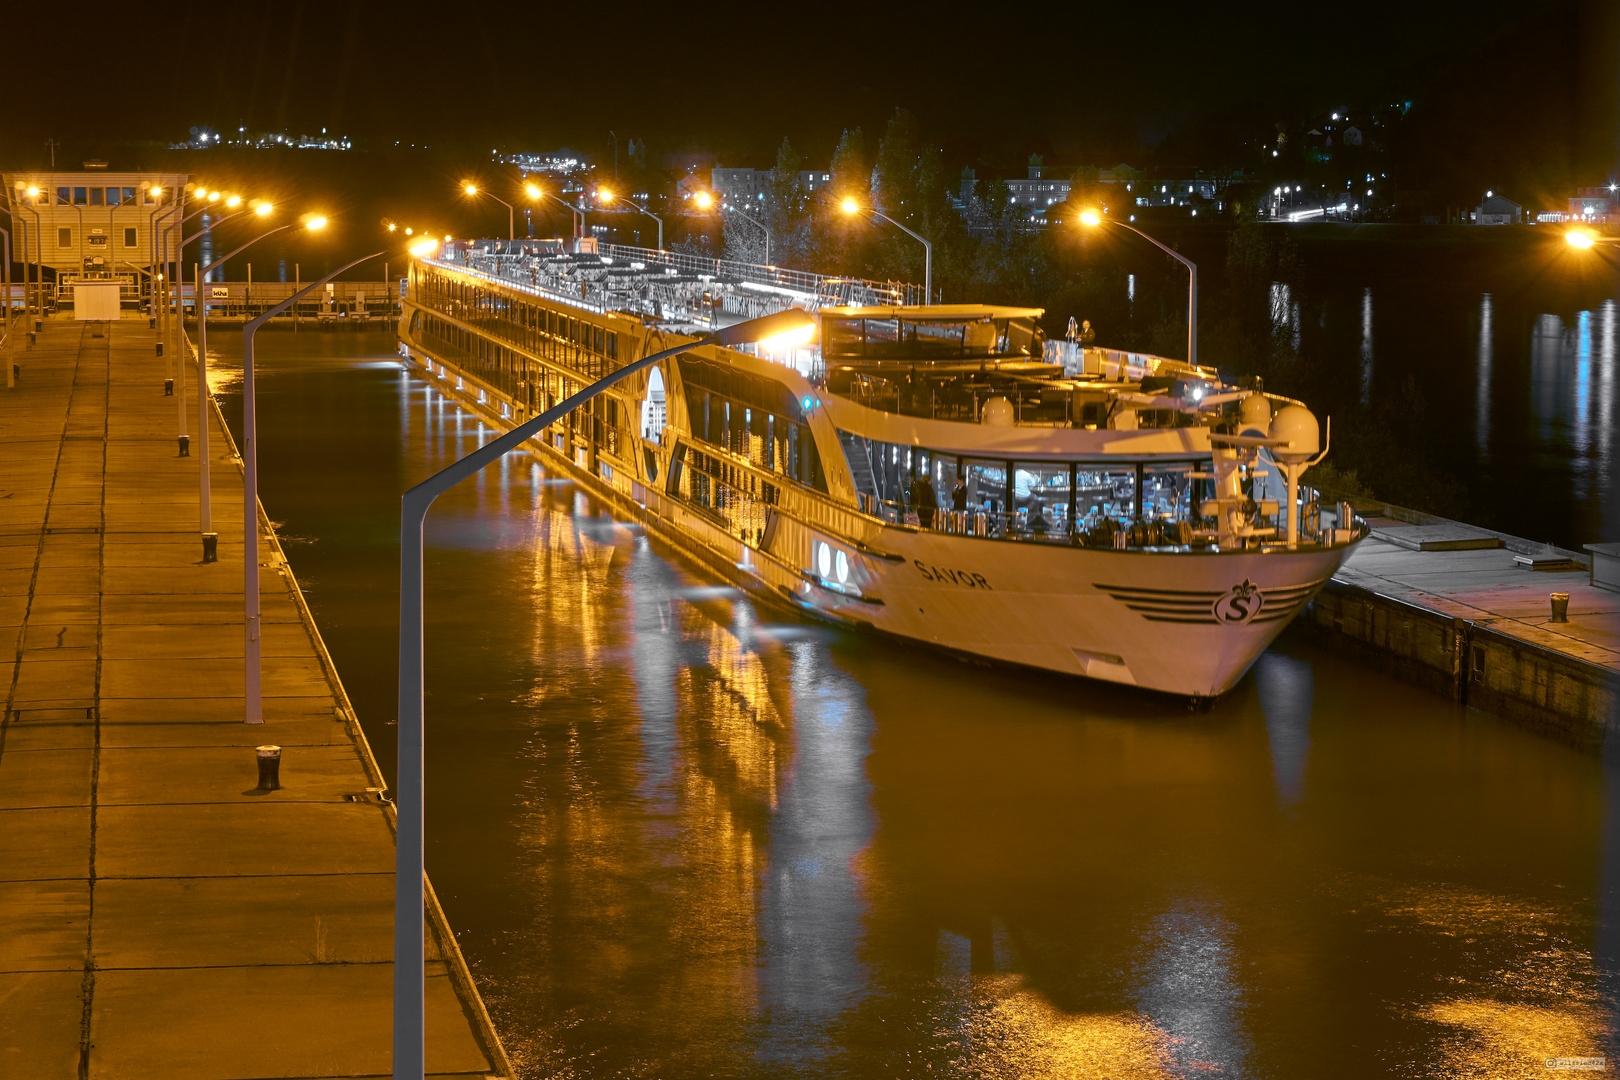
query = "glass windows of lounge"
xmin=668 ymin=444 xmax=780 ymax=543
xmin=677 ymin=356 xmax=826 ymax=492
xmin=820 ymin=315 xmax=1039 ymax=360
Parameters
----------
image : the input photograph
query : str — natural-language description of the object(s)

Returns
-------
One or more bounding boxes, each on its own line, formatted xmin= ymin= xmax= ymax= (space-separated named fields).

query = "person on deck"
xmin=914 ymin=473 xmax=938 ymax=529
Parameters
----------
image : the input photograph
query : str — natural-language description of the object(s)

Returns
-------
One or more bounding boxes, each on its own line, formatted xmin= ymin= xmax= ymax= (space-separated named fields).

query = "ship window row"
xmin=822 ymin=316 xmax=1038 ymax=359
xmin=839 ymin=431 xmax=1227 ymax=545
xmin=669 ymin=444 xmax=781 ymax=544
xmin=415 ymin=266 xmax=622 ymax=380
xmin=686 ymin=389 xmax=826 ymax=492
xmin=415 ymin=311 xmax=631 ymax=456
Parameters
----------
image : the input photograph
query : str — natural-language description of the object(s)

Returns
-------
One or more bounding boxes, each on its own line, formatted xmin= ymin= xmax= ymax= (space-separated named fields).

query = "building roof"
xmin=1478 ymin=194 xmax=1522 ymax=213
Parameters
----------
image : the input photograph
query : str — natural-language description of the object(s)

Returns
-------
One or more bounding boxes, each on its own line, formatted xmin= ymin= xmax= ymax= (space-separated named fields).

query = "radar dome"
xmin=1269 ymin=404 xmax=1319 ymax=462
xmin=982 ymin=396 xmax=1015 ymax=426
xmin=1239 ymin=393 xmax=1271 ymax=431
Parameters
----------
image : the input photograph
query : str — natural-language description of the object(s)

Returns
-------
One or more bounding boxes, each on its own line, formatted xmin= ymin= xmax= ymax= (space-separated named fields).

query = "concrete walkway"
xmin=1339 ymin=520 xmax=1620 ymax=674
xmin=0 ymin=315 xmax=509 ymax=1078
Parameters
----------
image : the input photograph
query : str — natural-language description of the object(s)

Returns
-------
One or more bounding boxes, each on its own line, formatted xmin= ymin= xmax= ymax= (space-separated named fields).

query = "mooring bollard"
xmin=178 ymin=434 xmax=190 ymax=457
xmin=255 ymin=746 xmax=282 ymax=792
xmin=156 ymin=341 xmax=164 ymax=357
xmin=1550 ymin=592 xmax=1570 ymax=623
xmin=164 ymin=378 xmax=173 ymax=396
xmin=202 ymin=532 xmax=218 ymax=563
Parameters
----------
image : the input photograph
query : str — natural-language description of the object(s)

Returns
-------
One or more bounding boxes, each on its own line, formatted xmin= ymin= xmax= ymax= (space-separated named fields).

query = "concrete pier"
xmin=0 ymin=315 xmax=510 ymax=1078
xmin=1297 ymin=503 xmax=1619 ymax=750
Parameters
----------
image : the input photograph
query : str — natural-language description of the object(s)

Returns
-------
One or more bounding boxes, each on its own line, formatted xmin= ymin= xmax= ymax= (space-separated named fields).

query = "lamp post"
xmin=164 ymin=200 xmax=250 ymax=442
xmin=597 ymin=187 xmax=663 ymax=250
xmin=241 ymin=227 xmax=353 ymax=731
xmin=524 ymin=183 xmax=585 ymax=240
xmin=391 ymin=305 xmax=815 ymax=1080
xmin=1079 ymin=210 xmax=1197 ymax=368
xmin=841 ymin=198 xmax=931 ymax=303
xmin=463 ymin=184 xmax=513 ymax=241
xmin=721 ymin=201 xmax=770 ymax=266
xmin=20 ymin=188 xmax=44 ymax=329
xmin=194 ymin=205 xmax=282 ymax=551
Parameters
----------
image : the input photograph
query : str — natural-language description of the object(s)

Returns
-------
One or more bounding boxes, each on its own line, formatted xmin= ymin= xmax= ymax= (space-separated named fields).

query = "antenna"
xmin=46 ymin=138 xmax=57 ymax=168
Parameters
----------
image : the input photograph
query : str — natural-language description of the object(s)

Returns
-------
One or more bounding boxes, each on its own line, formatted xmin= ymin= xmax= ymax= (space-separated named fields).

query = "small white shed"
xmin=74 ymin=281 xmax=122 ymax=320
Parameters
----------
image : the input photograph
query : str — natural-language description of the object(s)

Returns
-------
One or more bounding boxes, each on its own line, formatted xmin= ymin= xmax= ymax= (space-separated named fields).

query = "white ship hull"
xmin=761 ymin=522 xmax=1348 ymax=697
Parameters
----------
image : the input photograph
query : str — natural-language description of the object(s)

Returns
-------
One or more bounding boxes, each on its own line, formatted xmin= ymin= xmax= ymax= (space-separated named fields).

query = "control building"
xmin=5 ymin=166 xmax=189 ymax=305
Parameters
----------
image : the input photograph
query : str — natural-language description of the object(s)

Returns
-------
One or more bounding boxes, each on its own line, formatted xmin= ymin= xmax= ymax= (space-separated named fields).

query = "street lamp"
xmin=721 ymin=201 xmax=770 ymax=266
xmin=597 ymin=187 xmax=664 ymax=250
xmin=241 ymin=219 xmax=345 ymax=729
xmin=391 ymin=305 xmax=816 ymax=1080
xmin=192 ymin=203 xmax=280 ymax=553
xmin=462 ymin=183 xmax=513 ymax=240
xmin=524 ymin=182 xmax=584 ymax=240
xmin=1079 ymin=209 xmax=1198 ymax=367
xmin=841 ymin=198 xmax=931 ymax=303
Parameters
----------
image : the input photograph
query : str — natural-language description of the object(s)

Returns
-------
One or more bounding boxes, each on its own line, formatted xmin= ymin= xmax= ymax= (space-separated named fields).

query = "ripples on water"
xmin=210 ymin=332 xmax=1617 ymax=1078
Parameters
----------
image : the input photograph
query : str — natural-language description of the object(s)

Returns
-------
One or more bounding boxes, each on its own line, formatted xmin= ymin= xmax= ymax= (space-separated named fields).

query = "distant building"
xmin=1568 ymin=185 xmax=1618 ymax=223
xmin=710 ymin=166 xmax=832 ymax=205
xmin=505 ymin=149 xmax=586 ymax=175
xmin=4 ymin=168 xmax=188 ymax=296
xmin=1005 ymin=156 xmax=1070 ymax=213
xmin=1474 ymin=192 xmax=1522 ymax=226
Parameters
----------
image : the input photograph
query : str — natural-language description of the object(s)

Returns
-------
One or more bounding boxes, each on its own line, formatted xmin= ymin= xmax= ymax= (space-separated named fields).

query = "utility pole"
xmin=46 ymin=138 xmax=57 ymax=167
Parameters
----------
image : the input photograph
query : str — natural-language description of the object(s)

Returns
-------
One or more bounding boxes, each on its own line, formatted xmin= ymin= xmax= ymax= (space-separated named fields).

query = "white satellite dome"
xmin=981 ymin=396 xmax=1015 ymax=426
xmin=1269 ymin=404 xmax=1320 ymax=462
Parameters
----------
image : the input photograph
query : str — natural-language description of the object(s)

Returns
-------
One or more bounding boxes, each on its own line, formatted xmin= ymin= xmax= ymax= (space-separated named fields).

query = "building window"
xmin=120 ymin=187 xmax=134 ymax=206
xmin=56 ymin=187 xmax=71 ymax=205
xmin=76 ymin=187 xmax=90 ymax=205
xmin=123 ymin=227 xmax=138 ymax=248
xmin=58 ymin=227 xmax=72 ymax=248
xmin=88 ymin=187 xmax=104 ymax=206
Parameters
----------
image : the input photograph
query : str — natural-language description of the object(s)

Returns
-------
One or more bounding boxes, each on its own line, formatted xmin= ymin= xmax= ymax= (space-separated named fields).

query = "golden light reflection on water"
xmin=1421 ymin=999 xmax=1606 ymax=1078
xmin=955 ymin=976 xmax=1183 ymax=1080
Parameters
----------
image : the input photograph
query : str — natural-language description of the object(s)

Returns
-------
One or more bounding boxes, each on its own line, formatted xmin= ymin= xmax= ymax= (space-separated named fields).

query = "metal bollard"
xmin=148 ymin=316 xmax=156 ymax=329
xmin=1550 ymin=592 xmax=1570 ymax=623
xmin=255 ymin=746 xmax=282 ymax=792
xmin=164 ymin=378 xmax=173 ymax=396
xmin=202 ymin=532 xmax=218 ymax=563
xmin=178 ymin=434 xmax=190 ymax=457
xmin=26 ymin=332 xmax=35 ymax=346
xmin=156 ymin=341 xmax=164 ymax=357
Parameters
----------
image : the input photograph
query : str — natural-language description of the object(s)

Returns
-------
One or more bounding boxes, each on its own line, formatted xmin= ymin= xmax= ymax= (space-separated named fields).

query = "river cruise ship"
xmin=399 ymin=241 xmax=1366 ymax=700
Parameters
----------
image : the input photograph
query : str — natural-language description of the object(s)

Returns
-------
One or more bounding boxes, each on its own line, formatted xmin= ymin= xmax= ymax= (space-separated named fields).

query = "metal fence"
xmin=597 ymin=243 xmax=923 ymax=308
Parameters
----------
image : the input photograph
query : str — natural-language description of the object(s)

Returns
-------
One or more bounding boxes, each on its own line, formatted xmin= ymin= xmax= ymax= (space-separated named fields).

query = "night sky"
xmin=5 ymin=0 xmax=1615 ymax=175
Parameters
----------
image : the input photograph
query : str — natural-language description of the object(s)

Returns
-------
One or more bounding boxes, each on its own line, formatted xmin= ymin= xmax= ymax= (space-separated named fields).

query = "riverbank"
xmin=0 ymin=314 xmax=510 ymax=1078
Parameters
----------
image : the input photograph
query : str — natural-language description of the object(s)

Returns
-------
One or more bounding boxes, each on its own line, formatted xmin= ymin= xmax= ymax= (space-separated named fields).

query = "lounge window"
xmin=123 ymin=227 xmax=138 ymax=248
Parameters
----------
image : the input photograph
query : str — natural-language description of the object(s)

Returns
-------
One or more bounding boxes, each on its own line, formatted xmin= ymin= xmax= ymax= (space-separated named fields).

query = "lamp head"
xmin=840 ymin=198 xmax=860 ymax=215
xmin=25 ymin=186 xmax=39 ymax=198
xmin=254 ymin=202 xmax=272 ymax=217
xmin=404 ymin=227 xmax=413 ymax=236
xmin=225 ymin=195 xmax=242 ymax=208
xmin=207 ymin=191 xmax=220 ymax=202
xmin=1567 ymin=230 xmax=1596 ymax=250
xmin=387 ymin=222 xmax=397 ymax=232
xmin=409 ymin=238 xmax=439 ymax=257
xmin=303 ymin=215 xmax=328 ymax=231
xmin=464 ymin=184 xmax=478 ymax=196
xmin=711 ymin=308 xmax=816 ymax=349
xmin=149 ymin=186 xmax=163 ymax=197
xmin=694 ymin=191 xmax=712 ymax=210
xmin=525 ymin=183 xmax=541 ymax=198
xmin=1079 ymin=210 xmax=1102 ymax=227
xmin=599 ymin=188 xmax=614 ymax=204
